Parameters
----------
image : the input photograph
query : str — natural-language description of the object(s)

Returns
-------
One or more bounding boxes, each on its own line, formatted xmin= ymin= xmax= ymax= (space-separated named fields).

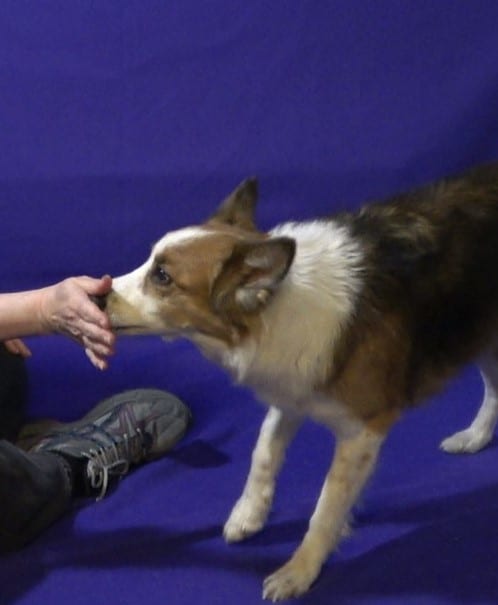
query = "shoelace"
xmin=86 ymin=427 xmax=148 ymax=500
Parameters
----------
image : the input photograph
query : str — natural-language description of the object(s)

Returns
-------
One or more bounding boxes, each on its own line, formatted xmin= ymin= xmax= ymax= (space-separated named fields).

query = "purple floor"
xmin=3 ymin=337 xmax=498 ymax=605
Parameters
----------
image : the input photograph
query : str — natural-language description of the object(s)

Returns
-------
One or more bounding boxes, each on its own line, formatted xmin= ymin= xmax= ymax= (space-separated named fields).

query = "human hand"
xmin=39 ymin=275 xmax=115 ymax=370
xmin=4 ymin=338 xmax=32 ymax=358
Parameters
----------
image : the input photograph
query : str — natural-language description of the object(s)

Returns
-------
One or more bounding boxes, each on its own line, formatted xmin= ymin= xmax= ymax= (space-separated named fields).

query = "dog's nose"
xmin=89 ymin=294 xmax=107 ymax=311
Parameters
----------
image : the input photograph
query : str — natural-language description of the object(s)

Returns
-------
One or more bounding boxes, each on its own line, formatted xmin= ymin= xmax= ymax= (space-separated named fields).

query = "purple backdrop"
xmin=1 ymin=2 xmax=498 ymax=605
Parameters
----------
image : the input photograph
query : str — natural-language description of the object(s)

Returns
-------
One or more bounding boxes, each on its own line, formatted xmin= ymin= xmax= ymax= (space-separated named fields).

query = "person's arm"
xmin=0 ymin=288 xmax=53 ymax=339
xmin=0 ymin=275 xmax=115 ymax=370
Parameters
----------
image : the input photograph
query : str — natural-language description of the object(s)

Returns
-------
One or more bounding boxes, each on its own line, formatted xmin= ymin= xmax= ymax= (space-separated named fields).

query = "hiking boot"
xmin=29 ymin=389 xmax=192 ymax=500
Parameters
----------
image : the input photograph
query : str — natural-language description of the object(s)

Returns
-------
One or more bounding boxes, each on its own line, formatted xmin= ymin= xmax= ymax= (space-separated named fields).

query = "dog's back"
xmin=331 ymin=163 xmax=498 ymax=407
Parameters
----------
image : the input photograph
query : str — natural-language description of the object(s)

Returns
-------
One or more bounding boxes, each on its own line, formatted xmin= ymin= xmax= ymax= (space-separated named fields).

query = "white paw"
xmin=262 ymin=557 xmax=318 ymax=602
xmin=223 ymin=496 xmax=269 ymax=543
xmin=440 ymin=428 xmax=492 ymax=454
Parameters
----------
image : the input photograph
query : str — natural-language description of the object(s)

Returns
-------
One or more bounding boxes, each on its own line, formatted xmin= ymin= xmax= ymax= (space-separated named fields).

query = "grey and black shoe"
xmin=28 ymin=389 xmax=192 ymax=500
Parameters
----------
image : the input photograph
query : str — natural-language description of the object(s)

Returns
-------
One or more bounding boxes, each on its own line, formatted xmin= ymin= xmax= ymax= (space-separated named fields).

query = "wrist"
xmin=34 ymin=287 xmax=54 ymax=334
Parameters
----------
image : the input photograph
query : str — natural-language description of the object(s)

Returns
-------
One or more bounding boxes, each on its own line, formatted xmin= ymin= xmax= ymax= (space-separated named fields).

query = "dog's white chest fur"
xmin=222 ymin=220 xmax=363 ymax=421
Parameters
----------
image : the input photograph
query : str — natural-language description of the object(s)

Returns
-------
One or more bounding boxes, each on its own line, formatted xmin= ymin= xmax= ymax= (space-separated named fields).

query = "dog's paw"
xmin=223 ymin=496 xmax=268 ymax=543
xmin=262 ymin=557 xmax=318 ymax=602
xmin=440 ymin=428 xmax=492 ymax=454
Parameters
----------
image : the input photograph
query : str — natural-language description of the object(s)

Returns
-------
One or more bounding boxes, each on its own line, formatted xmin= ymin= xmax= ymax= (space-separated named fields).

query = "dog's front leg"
xmin=224 ymin=406 xmax=303 ymax=543
xmin=262 ymin=425 xmax=386 ymax=601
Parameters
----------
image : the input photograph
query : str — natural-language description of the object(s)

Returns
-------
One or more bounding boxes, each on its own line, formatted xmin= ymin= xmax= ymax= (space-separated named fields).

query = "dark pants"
xmin=0 ymin=345 xmax=72 ymax=552
xmin=0 ymin=343 xmax=28 ymax=442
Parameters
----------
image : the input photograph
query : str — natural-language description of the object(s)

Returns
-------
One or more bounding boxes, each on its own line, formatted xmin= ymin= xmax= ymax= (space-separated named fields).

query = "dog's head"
xmin=106 ymin=179 xmax=296 ymax=350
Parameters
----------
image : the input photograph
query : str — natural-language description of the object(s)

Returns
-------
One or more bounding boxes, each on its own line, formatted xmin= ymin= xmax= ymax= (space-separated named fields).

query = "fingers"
xmin=85 ymin=347 xmax=109 ymax=371
xmin=46 ymin=275 xmax=117 ymax=370
xmin=81 ymin=329 xmax=115 ymax=359
xmin=77 ymin=293 xmax=111 ymax=330
xmin=71 ymin=276 xmax=112 ymax=326
xmin=79 ymin=294 xmax=116 ymax=369
xmin=4 ymin=338 xmax=32 ymax=358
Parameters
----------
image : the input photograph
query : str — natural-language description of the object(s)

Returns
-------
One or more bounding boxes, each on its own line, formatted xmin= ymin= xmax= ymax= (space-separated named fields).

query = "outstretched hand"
xmin=39 ymin=275 xmax=115 ymax=370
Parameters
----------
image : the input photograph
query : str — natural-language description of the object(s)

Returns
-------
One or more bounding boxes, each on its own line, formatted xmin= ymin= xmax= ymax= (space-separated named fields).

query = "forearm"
xmin=0 ymin=289 xmax=49 ymax=340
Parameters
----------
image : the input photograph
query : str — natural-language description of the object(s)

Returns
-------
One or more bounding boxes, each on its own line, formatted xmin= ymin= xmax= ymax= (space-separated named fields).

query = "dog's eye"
xmin=152 ymin=265 xmax=172 ymax=286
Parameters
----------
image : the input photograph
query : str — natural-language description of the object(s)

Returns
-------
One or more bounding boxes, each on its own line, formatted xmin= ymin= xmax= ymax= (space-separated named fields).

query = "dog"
xmin=105 ymin=163 xmax=498 ymax=601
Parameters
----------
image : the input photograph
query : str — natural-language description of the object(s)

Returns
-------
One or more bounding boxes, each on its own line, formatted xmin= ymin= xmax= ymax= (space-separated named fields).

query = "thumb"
xmin=94 ymin=274 xmax=113 ymax=295
xmin=81 ymin=274 xmax=113 ymax=296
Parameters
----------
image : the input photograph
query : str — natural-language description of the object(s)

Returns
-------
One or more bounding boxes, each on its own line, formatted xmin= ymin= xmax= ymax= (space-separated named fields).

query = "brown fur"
xmin=330 ymin=162 xmax=498 ymax=417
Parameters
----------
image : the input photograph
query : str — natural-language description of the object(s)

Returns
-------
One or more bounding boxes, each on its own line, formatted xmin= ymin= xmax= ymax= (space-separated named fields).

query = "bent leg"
xmin=441 ymin=354 xmax=498 ymax=454
xmin=263 ymin=425 xmax=386 ymax=601
xmin=224 ymin=406 xmax=303 ymax=543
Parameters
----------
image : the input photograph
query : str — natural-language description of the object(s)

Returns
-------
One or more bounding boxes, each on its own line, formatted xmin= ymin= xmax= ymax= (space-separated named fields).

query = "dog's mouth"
xmin=111 ymin=323 xmax=175 ymax=337
xmin=111 ymin=325 xmax=148 ymax=334
xmin=107 ymin=311 xmax=151 ymax=335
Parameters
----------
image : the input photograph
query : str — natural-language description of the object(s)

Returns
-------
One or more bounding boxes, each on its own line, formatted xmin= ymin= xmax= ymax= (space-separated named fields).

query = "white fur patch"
xmin=272 ymin=220 xmax=363 ymax=304
xmin=113 ymin=260 xmax=151 ymax=299
xmin=225 ymin=219 xmax=364 ymax=407
xmin=153 ymin=226 xmax=209 ymax=252
xmin=113 ymin=226 xmax=209 ymax=314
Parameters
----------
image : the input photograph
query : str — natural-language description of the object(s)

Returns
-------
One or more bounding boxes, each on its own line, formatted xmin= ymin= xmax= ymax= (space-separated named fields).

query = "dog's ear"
xmin=212 ymin=237 xmax=296 ymax=315
xmin=209 ymin=178 xmax=258 ymax=231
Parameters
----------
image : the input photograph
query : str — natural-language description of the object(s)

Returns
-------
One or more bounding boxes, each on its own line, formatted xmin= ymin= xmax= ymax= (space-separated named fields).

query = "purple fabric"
xmin=1 ymin=2 xmax=498 ymax=604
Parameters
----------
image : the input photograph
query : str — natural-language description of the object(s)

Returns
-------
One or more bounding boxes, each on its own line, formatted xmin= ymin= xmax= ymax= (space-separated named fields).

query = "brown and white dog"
xmin=105 ymin=163 xmax=498 ymax=601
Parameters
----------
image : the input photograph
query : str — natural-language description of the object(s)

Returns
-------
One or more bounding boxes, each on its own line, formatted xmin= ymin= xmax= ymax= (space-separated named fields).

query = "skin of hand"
xmin=38 ymin=275 xmax=115 ymax=370
xmin=4 ymin=338 xmax=32 ymax=358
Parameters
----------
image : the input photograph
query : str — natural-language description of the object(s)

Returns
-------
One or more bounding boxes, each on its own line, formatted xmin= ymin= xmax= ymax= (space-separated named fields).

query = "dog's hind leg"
xmin=262 ymin=420 xmax=388 ymax=601
xmin=441 ymin=352 xmax=498 ymax=454
xmin=223 ymin=406 xmax=302 ymax=544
